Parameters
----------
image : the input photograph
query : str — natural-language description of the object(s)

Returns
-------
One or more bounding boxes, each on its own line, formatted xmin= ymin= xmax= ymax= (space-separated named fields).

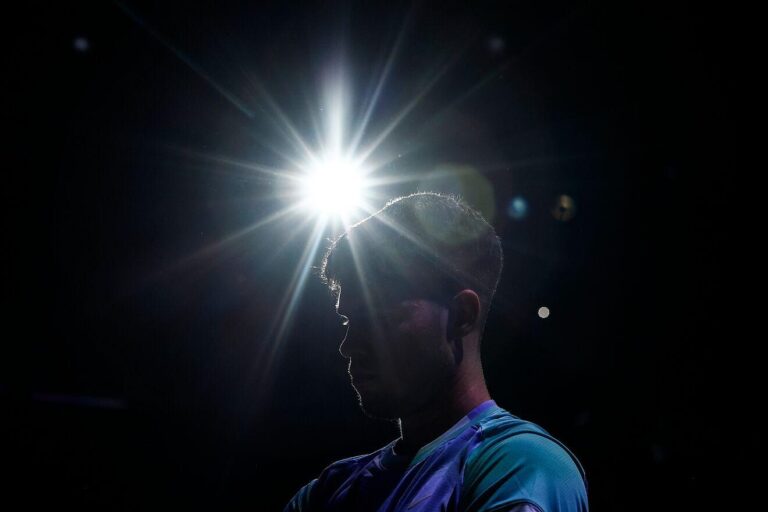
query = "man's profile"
xmin=284 ymin=192 xmax=588 ymax=512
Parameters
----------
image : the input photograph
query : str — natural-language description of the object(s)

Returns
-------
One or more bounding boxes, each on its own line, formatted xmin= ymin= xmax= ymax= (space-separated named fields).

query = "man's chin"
xmin=354 ymin=389 xmax=399 ymax=421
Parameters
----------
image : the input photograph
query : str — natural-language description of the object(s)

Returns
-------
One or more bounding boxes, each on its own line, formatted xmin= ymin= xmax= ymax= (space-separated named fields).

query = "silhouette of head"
xmin=319 ymin=192 xmax=503 ymax=420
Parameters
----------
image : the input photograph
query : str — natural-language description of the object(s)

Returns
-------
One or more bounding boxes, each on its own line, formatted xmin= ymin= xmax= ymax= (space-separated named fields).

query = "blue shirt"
xmin=284 ymin=400 xmax=588 ymax=512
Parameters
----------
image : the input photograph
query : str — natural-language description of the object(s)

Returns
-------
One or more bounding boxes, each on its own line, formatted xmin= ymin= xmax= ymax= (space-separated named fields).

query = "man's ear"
xmin=448 ymin=289 xmax=481 ymax=339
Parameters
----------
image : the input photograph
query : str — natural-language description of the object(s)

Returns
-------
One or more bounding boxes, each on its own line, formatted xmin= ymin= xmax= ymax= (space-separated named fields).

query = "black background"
xmin=6 ymin=1 xmax=749 ymax=510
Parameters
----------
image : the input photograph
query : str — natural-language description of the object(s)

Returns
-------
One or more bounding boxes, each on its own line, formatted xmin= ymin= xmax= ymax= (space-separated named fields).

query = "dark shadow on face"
xmin=337 ymin=277 xmax=456 ymax=421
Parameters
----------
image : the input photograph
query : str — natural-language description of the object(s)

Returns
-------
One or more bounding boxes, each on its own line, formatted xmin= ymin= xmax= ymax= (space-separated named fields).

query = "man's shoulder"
xmin=471 ymin=408 xmax=586 ymax=483
xmin=461 ymin=408 xmax=589 ymax=512
xmin=474 ymin=408 xmax=551 ymax=440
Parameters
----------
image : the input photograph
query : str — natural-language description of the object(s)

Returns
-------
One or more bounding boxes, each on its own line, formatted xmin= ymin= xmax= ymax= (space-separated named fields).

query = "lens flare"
xmin=300 ymin=154 xmax=368 ymax=217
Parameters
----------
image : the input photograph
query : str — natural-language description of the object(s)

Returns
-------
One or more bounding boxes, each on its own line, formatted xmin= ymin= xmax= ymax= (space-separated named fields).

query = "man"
xmin=284 ymin=192 xmax=588 ymax=512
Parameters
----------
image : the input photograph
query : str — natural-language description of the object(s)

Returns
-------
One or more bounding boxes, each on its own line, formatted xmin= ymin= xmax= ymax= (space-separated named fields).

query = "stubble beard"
xmin=354 ymin=384 xmax=401 ymax=422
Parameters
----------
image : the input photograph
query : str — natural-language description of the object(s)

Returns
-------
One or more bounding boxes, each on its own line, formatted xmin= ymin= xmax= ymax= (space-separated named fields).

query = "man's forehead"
xmin=337 ymin=274 xmax=402 ymax=305
xmin=335 ymin=270 xmax=451 ymax=314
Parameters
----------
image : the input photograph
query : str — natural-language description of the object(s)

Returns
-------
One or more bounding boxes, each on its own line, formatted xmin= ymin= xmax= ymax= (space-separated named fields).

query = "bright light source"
xmin=300 ymin=154 xmax=367 ymax=217
xmin=538 ymin=306 xmax=550 ymax=319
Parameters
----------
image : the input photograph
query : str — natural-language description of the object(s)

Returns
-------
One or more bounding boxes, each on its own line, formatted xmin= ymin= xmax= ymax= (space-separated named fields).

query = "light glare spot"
xmin=507 ymin=196 xmax=528 ymax=220
xmin=301 ymin=155 xmax=366 ymax=217
xmin=73 ymin=36 xmax=90 ymax=52
xmin=552 ymin=194 xmax=576 ymax=221
xmin=487 ymin=36 xmax=506 ymax=54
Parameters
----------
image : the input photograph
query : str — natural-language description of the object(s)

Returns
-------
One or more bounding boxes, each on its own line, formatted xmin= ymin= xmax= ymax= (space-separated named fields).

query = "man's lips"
xmin=350 ymin=360 xmax=376 ymax=376
xmin=352 ymin=373 xmax=377 ymax=388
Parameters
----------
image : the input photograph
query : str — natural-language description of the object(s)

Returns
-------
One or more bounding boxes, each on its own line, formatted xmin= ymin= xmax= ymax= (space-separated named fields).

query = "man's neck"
xmin=394 ymin=377 xmax=491 ymax=456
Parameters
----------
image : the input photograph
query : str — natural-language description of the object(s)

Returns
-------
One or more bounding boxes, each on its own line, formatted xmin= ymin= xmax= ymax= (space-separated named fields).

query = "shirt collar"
xmin=379 ymin=399 xmax=499 ymax=469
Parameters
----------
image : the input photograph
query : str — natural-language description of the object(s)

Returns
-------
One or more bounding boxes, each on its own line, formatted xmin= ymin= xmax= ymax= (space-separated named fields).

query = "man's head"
xmin=319 ymin=192 xmax=503 ymax=420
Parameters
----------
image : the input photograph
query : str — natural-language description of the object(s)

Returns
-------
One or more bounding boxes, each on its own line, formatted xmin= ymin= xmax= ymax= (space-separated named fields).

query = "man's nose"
xmin=338 ymin=318 xmax=377 ymax=360
xmin=338 ymin=327 xmax=351 ymax=359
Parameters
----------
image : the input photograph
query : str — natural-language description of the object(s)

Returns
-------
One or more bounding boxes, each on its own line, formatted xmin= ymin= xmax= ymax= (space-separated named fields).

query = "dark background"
xmin=6 ymin=1 xmax=748 ymax=510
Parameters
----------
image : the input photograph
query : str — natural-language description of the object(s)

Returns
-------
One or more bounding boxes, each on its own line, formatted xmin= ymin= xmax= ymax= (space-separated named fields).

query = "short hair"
xmin=319 ymin=192 xmax=503 ymax=327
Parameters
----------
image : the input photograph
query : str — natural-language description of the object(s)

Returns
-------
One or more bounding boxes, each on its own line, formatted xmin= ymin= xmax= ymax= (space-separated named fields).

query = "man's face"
xmin=335 ymin=276 xmax=457 ymax=421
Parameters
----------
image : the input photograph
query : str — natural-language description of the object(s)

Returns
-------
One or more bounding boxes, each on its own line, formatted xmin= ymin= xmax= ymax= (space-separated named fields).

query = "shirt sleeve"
xmin=283 ymin=478 xmax=317 ymax=512
xmin=283 ymin=454 xmax=367 ymax=512
xmin=460 ymin=432 xmax=588 ymax=512
xmin=503 ymin=504 xmax=544 ymax=512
